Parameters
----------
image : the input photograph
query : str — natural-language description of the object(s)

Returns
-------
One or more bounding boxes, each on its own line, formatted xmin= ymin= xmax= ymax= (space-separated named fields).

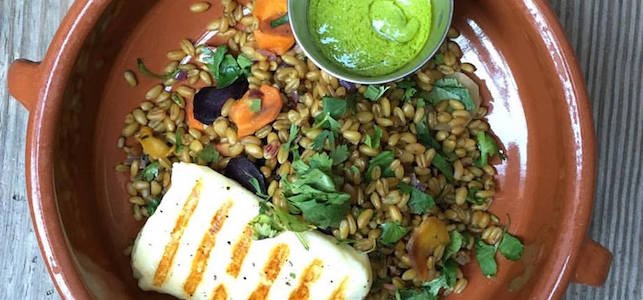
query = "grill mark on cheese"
xmin=226 ymin=225 xmax=253 ymax=278
xmin=328 ymin=276 xmax=349 ymax=300
xmin=211 ymin=284 xmax=227 ymax=300
xmin=248 ymin=243 xmax=290 ymax=300
xmin=288 ymin=259 xmax=323 ymax=300
xmin=153 ymin=180 xmax=203 ymax=287
xmin=183 ymin=200 xmax=233 ymax=296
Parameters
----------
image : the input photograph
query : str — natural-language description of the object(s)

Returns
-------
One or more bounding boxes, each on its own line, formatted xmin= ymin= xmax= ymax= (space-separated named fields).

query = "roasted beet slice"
xmin=224 ymin=157 xmax=267 ymax=195
xmin=193 ymin=79 xmax=249 ymax=124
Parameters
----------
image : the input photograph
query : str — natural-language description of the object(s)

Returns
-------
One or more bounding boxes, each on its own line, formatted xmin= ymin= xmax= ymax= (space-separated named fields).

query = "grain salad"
xmin=116 ymin=1 xmax=524 ymax=299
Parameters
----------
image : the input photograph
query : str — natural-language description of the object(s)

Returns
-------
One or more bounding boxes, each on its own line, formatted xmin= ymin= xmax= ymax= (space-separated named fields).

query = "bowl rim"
xmin=288 ymin=0 xmax=455 ymax=85
xmin=18 ymin=0 xmax=596 ymax=299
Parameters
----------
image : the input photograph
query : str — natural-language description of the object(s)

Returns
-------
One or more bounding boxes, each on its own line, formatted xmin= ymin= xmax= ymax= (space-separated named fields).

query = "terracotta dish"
xmin=7 ymin=0 xmax=611 ymax=299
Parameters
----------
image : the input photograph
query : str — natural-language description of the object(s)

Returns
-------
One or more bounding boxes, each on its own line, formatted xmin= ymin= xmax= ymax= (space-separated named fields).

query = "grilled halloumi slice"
xmin=131 ymin=163 xmax=372 ymax=300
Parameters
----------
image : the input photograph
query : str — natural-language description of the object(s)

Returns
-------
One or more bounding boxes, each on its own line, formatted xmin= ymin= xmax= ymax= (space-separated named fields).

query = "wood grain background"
xmin=0 ymin=1 xmax=640 ymax=299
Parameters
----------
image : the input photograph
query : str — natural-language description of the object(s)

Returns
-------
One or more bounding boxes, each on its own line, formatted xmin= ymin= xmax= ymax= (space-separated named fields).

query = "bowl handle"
xmin=571 ymin=238 xmax=612 ymax=286
xmin=8 ymin=59 xmax=43 ymax=112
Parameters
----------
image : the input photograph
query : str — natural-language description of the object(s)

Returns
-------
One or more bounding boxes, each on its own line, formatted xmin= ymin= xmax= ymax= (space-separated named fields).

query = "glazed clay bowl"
xmin=7 ymin=0 xmax=611 ymax=299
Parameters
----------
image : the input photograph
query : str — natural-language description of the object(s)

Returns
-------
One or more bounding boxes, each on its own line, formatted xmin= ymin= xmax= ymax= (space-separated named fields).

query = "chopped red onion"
xmin=339 ymin=79 xmax=356 ymax=92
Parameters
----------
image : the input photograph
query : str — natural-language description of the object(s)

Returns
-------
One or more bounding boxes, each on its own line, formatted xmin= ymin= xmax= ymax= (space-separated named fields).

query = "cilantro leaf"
xmin=250 ymin=202 xmax=313 ymax=243
xmin=142 ymin=162 xmax=160 ymax=182
xmin=314 ymin=112 xmax=341 ymax=132
xmin=466 ymin=188 xmax=484 ymax=205
xmin=330 ymin=144 xmax=349 ymax=166
xmin=396 ymin=288 xmax=437 ymax=300
xmin=364 ymin=125 xmax=382 ymax=149
xmin=236 ymin=54 xmax=253 ymax=76
xmin=398 ymin=182 xmax=435 ymax=214
xmin=201 ymin=46 xmax=244 ymax=88
xmin=198 ymin=144 xmax=220 ymax=163
xmin=423 ymin=271 xmax=448 ymax=295
xmin=281 ymin=154 xmax=351 ymax=228
xmin=402 ymin=87 xmax=417 ymax=102
xmin=379 ymin=221 xmax=408 ymax=246
xmin=217 ymin=54 xmax=242 ymax=88
xmin=308 ymin=152 xmax=333 ymax=173
xmin=476 ymin=131 xmax=503 ymax=167
xmin=442 ymin=259 xmax=458 ymax=288
xmin=499 ymin=231 xmax=524 ymax=261
xmin=146 ymin=198 xmax=160 ymax=216
xmin=444 ymin=230 xmax=464 ymax=259
xmin=416 ymin=119 xmax=442 ymax=150
xmin=322 ymin=97 xmax=348 ymax=118
xmin=366 ymin=151 xmax=395 ymax=181
xmin=311 ymin=130 xmax=335 ymax=151
xmin=429 ymin=77 xmax=476 ymax=111
xmin=364 ymin=85 xmax=389 ymax=101
xmin=475 ymin=239 xmax=498 ymax=277
xmin=431 ymin=153 xmax=454 ymax=182
xmin=281 ymin=124 xmax=299 ymax=155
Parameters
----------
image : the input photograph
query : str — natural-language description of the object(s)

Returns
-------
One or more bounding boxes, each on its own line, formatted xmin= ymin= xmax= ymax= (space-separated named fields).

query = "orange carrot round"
xmin=185 ymin=95 xmax=206 ymax=130
xmin=229 ymin=84 xmax=283 ymax=137
xmin=253 ymin=0 xmax=287 ymax=22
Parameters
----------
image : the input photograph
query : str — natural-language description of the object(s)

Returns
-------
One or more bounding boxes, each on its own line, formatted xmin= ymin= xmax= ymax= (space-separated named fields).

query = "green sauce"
xmin=309 ymin=0 xmax=432 ymax=76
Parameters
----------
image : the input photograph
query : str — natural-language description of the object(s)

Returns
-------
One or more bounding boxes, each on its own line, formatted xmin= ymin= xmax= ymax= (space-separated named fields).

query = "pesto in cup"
xmin=308 ymin=0 xmax=432 ymax=76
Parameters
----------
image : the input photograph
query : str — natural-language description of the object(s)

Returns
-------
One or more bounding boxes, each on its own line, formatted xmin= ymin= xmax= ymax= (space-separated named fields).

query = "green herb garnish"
xmin=429 ymin=77 xmax=476 ymax=111
xmin=364 ymin=125 xmax=382 ymax=149
xmin=175 ymin=129 xmax=184 ymax=153
xmin=475 ymin=239 xmax=498 ymax=277
xmin=248 ymin=98 xmax=262 ymax=112
xmin=236 ymin=54 xmax=253 ymax=76
xmin=146 ymin=198 xmax=160 ymax=216
xmin=379 ymin=221 xmax=408 ymax=246
xmin=142 ymin=162 xmax=160 ymax=182
xmin=270 ymin=14 xmax=289 ymax=28
xmin=311 ymin=130 xmax=335 ymax=151
xmin=364 ymin=85 xmax=389 ymax=101
xmin=281 ymin=153 xmax=351 ymax=229
xmin=198 ymin=144 xmax=220 ymax=163
xmin=398 ymin=182 xmax=435 ymax=215
xmin=330 ymin=144 xmax=349 ymax=166
xmin=201 ymin=46 xmax=245 ymax=88
xmin=395 ymin=261 xmax=457 ymax=300
xmin=281 ymin=124 xmax=299 ymax=155
xmin=136 ymin=58 xmax=180 ymax=81
xmin=498 ymin=231 xmax=524 ymax=261
xmin=430 ymin=152 xmax=454 ymax=182
xmin=444 ymin=230 xmax=464 ymax=259
xmin=475 ymin=131 xmax=504 ymax=167
xmin=365 ymin=151 xmax=395 ymax=181
xmin=250 ymin=202 xmax=314 ymax=249
xmin=466 ymin=188 xmax=484 ymax=205
xmin=322 ymin=97 xmax=349 ymax=118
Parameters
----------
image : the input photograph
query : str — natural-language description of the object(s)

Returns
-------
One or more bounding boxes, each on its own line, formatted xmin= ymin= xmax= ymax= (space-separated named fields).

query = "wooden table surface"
xmin=1 ymin=1 xmax=641 ymax=299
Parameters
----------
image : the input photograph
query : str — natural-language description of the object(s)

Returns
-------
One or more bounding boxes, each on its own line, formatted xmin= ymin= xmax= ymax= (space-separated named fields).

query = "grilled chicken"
xmin=131 ymin=163 xmax=372 ymax=300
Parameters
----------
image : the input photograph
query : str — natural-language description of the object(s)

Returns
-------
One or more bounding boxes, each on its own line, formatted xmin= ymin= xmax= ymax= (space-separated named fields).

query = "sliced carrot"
xmin=229 ymin=84 xmax=283 ymax=137
xmin=252 ymin=0 xmax=294 ymax=55
xmin=254 ymin=29 xmax=295 ymax=55
xmin=185 ymin=95 xmax=206 ymax=130
xmin=253 ymin=0 xmax=287 ymax=22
